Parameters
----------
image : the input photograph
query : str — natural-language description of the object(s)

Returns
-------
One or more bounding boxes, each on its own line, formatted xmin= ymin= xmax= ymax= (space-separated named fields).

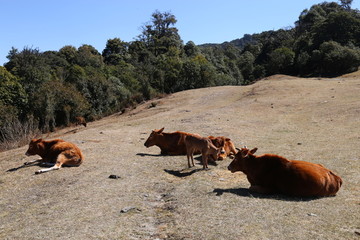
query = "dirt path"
xmin=0 ymin=75 xmax=359 ymax=239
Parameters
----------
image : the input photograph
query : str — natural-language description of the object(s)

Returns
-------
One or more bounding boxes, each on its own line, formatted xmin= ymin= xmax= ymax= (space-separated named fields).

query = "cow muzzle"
xmin=227 ymin=165 xmax=235 ymax=173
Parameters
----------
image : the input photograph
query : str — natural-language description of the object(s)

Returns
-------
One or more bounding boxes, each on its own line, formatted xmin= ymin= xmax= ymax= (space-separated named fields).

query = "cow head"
xmin=25 ymin=139 xmax=43 ymax=156
xmin=207 ymin=140 xmax=222 ymax=161
xmin=144 ymin=127 xmax=164 ymax=147
xmin=227 ymin=147 xmax=258 ymax=173
xmin=208 ymin=136 xmax=227 ymax=160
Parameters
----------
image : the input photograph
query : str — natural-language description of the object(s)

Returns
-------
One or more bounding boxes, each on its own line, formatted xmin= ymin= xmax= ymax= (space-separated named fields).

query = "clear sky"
xmin=1 ymin=0 xmax=359 ymax=66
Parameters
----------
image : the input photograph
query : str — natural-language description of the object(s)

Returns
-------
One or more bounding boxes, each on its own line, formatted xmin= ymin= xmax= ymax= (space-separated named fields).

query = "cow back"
xmin=154 ymin=131 xmax=189 ymax=155
xmin=45 ymin=140 xmax=83 ymax=163
xmin=278 ymin=160 xmax=342 ymax=197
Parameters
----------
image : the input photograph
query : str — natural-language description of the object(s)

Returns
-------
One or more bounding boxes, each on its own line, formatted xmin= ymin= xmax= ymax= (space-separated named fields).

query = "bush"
xmin=0 ymin=107 xmax=39 ymax=151
xmin=267 ymin=47 xmax=295 ymax=75
xmin=317 ymin=41 xmax=360 ymax=76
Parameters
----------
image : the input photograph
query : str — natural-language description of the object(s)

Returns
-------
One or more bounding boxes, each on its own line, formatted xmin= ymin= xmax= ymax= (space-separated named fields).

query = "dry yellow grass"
xmin=0 ymin=73 xmax=359 ymax=239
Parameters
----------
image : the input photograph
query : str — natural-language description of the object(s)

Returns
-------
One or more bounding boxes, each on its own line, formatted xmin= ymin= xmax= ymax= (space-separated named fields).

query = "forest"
xmin=1 ymin=1 xmax=360 ymax=149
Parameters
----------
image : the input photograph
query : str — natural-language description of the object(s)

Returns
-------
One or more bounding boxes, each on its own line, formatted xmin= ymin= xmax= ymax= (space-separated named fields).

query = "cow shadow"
xmin=136 ymin=153 xmax=164 ymax=157
xmin=212 ymin=187 xmax=321 ymax=202
xmin=194 ymin=155 xmax=218 ymax=166
xmin=6 ymin=160 xmax=43 ymax=172
xmin=164 ymin=168 xmax=203 ymax=177
xmin=6 ymin=160 xmax=70 ymax=173
xmin=136 ymin=153 xmax=218 ymax=166
xmin=6 ymin=165 xmax=30 ymax=172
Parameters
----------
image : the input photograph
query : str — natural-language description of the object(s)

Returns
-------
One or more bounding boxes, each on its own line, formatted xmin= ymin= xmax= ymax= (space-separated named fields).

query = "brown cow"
xmin=25 ymin=138 xmax=84 ymax=174
xmin=185 ymin=134 xmax=220 ymax=169
xmin=208 ymin=136 xmax=237 ymax=160
xmin=144 ymin=127 xmax=196 ymax=155
xmin=75 ymin=116 xmax=87 ymax=127
xmin=144 ymin=128 xmax=220 ymax=166
xmin=228 ymin=147 xmax=342 ymax=197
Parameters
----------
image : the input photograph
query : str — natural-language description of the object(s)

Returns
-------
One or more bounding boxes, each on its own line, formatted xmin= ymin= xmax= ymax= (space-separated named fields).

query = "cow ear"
xmin=241 ymin=150 xmax=248 ymax=158
xmin=158 ymin=127 xmax=164 ymax=133
xmin=225 ymin=138 xmax=231 ymax=141
xmin=250 ymin=148 xmax=258 ymax=154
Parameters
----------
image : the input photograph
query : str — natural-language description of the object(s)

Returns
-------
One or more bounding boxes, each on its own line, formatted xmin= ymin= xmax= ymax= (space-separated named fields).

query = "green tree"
xmin=295 ymin=2 xmax=342 ymax=35
xmin=76 ymin=44 xmax=103 ymax=68
xmin=0 ymin=67 xmax=27 ymax=112
xmin=59 ymin=45 xmax=78 ymax=64
xmin=184 ymin=41 xmax=200 ymax=57
xmin=317 ymin=41 xmax=360 ymax=76
xmin=138 ymin=10 xmax=182 ymax=56
xmin=128 ymin=40 xmax=153 ymax=64
xmin=238 ymin=51 xmax=255 ymax=81
xmin=102 ymin=38 xmax=129 ymax=65
xmin=267 ymin=47 xmax=295 ymax=74
xmin=339 ymin=0 xmax=353 ymax=10
xmin=180 ymin=55 xmax=216 ymax=90
xmin=5 ymin=47 xmax=51 ymax=94
xmin=313 ymin=11 xmax=360 ymax=47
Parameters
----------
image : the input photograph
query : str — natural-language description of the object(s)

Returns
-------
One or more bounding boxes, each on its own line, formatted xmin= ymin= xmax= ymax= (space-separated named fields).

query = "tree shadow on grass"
xmin=212 ymin=187 xmax=322 ymax=202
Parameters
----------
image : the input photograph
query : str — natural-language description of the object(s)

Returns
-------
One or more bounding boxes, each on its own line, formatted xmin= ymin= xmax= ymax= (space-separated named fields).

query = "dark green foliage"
xmin=137 ymin=10 xmax=182 ymax=57
xmin=312 ymin=11 xmax=360 ymax=47
xmin=316 ymin=41 xmax=360 ymax=76
xmin=0 ymin=67 xmax=27 ymax=112
xmin=102 ymin=38 xmax=129 ymax=65
xmin=267 ymin=47 xmax=295 ymax=75
xmin=2 ymin=5 xmax=360 ymax=144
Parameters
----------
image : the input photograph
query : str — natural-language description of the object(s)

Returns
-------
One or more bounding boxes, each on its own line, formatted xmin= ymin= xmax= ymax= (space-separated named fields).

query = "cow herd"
xmin=22 ymin=127 xmax=343 ymax=198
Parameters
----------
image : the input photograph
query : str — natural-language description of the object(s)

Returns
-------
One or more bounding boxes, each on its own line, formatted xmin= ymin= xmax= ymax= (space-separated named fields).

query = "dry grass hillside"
xmin=0 ymin=74 xmax=359 ymax=240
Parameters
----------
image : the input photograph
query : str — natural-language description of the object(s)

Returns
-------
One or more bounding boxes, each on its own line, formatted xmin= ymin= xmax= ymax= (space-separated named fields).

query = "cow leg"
xmin=35 ymin=163 xmax=62 ymax=174
xmin=24 ymin=159 xmax=42 ymax=165
xmin=202 ymin=152 xmax=208 ymax=169
xmin=35 ymin=154 xmax=65 ymax=174
xmin=187 ymin=153 xmax=192 ymax=168
xmin=39 ymin=162 xmax=56 ymax=167
xmin=191 ymin=150 xmax=196 ymax=167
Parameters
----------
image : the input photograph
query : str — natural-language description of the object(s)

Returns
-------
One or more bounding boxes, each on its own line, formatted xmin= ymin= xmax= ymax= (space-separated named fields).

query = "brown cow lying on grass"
xmin=228 ymin=147 xmax=342 ymax=197
xmin=208 ymin=136 xmax=237 ymax=160
xmin=144 ymin=127 xmax=195 ymax=155
xmin=185 ymin=134 xmax=220 ymax=169
xmin=25 ymin=139 xmax=84 ymax=174
xmin=75 ymin=116 xmax=87 ymax=127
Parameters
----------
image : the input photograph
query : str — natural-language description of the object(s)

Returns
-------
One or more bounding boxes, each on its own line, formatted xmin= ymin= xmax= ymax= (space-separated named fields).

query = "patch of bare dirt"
xmin=1 ymin=73 xmax=359 ymax=239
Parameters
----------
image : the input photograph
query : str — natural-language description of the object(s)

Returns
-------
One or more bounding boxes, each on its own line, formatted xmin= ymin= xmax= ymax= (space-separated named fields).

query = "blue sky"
xmin=1 ymin=0 xmax=359 ymax=66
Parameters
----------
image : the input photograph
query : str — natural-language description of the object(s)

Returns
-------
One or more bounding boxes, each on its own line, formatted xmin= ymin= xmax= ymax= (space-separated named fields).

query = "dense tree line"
xmin=1 ymin=1 xmax=360 ymax=147
xmin=201 ymin=1 xmax=360 ymax=82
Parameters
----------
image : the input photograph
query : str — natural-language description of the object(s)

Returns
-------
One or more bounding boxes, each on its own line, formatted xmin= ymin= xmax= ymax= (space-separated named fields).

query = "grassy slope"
xmin=0 ymin=74 xmax=359 ymax=239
